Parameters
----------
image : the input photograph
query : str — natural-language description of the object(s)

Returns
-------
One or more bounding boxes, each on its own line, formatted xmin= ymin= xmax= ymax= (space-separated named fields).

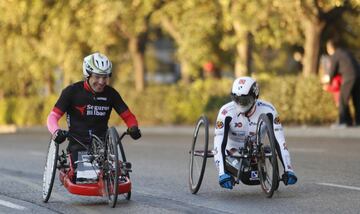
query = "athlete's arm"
xmin=119 ymin=109 xmax=138 ymax=128
xmin=47 ymin=107 xmax=64 ymax=135
xmin=111 ymin=88 xmax=139 ymax=128
xmin=47 ymin=85 xmax=72 ymax=134
xmin=214 ymin=106 xmax=232 ymax=176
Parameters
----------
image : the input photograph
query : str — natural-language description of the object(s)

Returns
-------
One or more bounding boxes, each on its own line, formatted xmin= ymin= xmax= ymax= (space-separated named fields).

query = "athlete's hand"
xmin=52 ymin=129 xmax=68 ymax=144
xmin=128 ymin=126 xmax=141 ymax=140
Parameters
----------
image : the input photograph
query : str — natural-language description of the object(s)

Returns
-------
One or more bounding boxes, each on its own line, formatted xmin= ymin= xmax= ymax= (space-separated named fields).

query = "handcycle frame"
xmin=42 ymin=127 xmax=132 ymax=208
xmin=189 ymin=114 xmax=281 ymax=198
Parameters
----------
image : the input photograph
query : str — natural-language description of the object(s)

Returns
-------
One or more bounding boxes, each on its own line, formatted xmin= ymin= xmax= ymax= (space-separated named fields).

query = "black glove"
xmin=128 ymin=126 xmax=141 ymax=140
xmin=52 ymin=129 xmax=68 ymax=144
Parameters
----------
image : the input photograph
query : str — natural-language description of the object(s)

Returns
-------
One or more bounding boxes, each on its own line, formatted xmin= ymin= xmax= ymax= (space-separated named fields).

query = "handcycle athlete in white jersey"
xmin=214 ymin=76 xmax=297 ymax=189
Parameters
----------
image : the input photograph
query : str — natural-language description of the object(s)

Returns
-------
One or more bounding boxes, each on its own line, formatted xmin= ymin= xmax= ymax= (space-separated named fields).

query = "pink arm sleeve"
xmin=47 ymin=108 xmax=64 ymax=135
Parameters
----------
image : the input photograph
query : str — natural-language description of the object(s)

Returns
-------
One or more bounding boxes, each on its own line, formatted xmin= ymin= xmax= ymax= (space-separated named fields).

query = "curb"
xmin=139 ymin=126 xmax=360 ymax=139
xmin=0 ymin=125 xmax=17 ymax=134
xmin=1 ymin=125 xmax=360 ymax=139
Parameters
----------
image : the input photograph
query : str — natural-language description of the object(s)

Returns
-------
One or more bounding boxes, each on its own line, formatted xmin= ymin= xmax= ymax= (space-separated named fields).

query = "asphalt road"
xmin=0 ymin=126 xmax=360 ymax=214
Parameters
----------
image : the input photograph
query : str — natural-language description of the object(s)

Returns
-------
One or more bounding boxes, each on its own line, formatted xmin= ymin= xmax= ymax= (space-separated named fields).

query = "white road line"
xmin=0 ymin=173 xmax=102 ymax=214
xmin=0 ymin=199 xmax=26 ymax=210
xmin=318 ymin=183 xmax=360 ymax=191
xmin=0 ymin=173 xmax=67 ymax=202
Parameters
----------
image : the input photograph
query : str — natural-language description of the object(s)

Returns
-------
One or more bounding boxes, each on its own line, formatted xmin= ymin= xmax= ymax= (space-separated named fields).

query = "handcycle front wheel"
xmin=256 ymin=113 xmax=279 ymax=198
xmin=189 ymin=115 xmax=210 ymax=194
xmin=42 ymin=139 xmax=59 ymax=203
xmin=105 ymin=127 xmax=119 ymax=208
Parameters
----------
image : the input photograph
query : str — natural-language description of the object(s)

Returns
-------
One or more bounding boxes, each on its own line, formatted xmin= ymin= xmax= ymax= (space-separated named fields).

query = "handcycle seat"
xmin=75 ymin=152 xmax=99 ymax=184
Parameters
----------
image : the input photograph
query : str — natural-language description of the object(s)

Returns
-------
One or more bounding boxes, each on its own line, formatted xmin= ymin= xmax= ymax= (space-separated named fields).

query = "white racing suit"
xmin=214 ymin=99 xmax=295 ymax=176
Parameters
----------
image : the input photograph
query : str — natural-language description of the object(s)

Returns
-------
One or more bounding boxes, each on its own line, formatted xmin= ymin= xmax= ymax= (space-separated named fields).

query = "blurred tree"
xmin=219 ymin=0 xmax=302 ymax=77
xmin=323 ymin=2 xmax=360 ymax=56
xmin=40 ymin=0 xmax=85 ymax=90
xmin=0 ymin=0 xmax=55 ymax=96
xmin=112 ymin=0 xmax=165 ymax=91
xmin=0 ymin=0 xmax=359 ymax=98
xmin=41 ymin=0 xmax=126 ymax=88
xmin=153 ymin=0 xmax=222 ymax=83
xmin=278 ymin=0 xmax=357 ymax=77
xmin=219 ymin=0 xmax=256 ymax=77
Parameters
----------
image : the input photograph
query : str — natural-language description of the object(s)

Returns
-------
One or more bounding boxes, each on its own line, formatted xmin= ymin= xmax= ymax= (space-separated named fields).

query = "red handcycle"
xmin=189 ymin=114 xmax=281 ymax=198
xmin=42 ymin=127 xmax=132 ymax=208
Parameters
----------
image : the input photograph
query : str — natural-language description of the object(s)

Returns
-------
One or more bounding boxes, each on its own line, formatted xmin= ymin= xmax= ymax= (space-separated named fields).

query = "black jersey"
xmin=54 ymin=81 xmax=129 ymax=141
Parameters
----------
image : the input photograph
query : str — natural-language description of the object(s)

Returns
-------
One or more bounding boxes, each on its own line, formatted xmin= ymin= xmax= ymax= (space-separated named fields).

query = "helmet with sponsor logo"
xmin=83 ymin=52 xmax=112 ymax=78
xmin=231 ymin=76 xmax=259 ymax=113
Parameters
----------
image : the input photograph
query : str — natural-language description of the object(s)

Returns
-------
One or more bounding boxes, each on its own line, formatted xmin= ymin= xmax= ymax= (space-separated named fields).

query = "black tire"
xmin=273 ymin=156 xmax=281 ymax=191
xmin=42 ymin=139 xmax=59 ymax=203
xmin=115 ymin=129 xmax=131 ymax=200
xmin=256 ymin=114 xmax=279 ymax=198
xmin=123 ymin=190 xmax=131 ymax=200
xmin=189 ymin=115 xmax=209 ymax=194
xmin=105 ymin=127 xmax=119 ymax=208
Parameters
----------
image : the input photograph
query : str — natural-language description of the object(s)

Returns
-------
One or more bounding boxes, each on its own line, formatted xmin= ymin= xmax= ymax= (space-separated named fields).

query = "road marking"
xmin=318 ymin=183 xmax=360 ymax=191
xmin=0 ymin=199 xmax=26 ymax=210
xmin=0 ymin=173 xmax=67 ymax=202
xmin=0 ymin=173 xmax=103 ymax=214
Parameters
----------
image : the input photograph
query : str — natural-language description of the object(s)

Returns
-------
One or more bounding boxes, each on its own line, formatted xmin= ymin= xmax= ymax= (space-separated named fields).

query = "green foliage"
xmin=259 ymin=75 xmax=298 ymax=122
xmin=41 ymin=95 xmax=60 ymax=125
xmin=154 ymin=0 xmax=223 ymax=78
xmin=0 ymin=0 xmax=354 ymax=129
xmin=6 ymin=97 xmax=44 ymax=126
xmin=0 ymin=76 xmax=339 ymax=126
xmin=0 ymin=99 xmax=8 ymax=125
xmin=0 ymin=0 xmax=359 ymax=97
xmin=292 ymin=76 xmax=337 ymax=124
xmin=164 ymin=79 xmax=229 ymax=124
xmin=260 ymin=75 xmax=337 ymax=125
xmin=111 ymin=78 xmax=232 ymax=125
xmin=116 ymin=85 xmax=176 ymax=125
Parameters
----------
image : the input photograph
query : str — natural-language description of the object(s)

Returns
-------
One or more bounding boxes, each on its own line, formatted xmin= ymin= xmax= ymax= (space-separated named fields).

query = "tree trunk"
xmin=302 ymin=19 xmax=325 ymax=77
xmin=44 ymin=72 xmax=54 ymax=96
xmin=235 ymin=32 xmax=252 ymax=77
xmin=128 ymin=36 xmax=145 ymax=92
xmin=160 ymin=16 xmax=189 ymax=82
xmin=179 ymin=58 xmax=191 ymax=83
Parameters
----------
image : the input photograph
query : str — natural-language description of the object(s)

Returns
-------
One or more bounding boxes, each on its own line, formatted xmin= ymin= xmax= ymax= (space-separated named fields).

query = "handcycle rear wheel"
xmin=256 ymin=114 xmax=279 ymax=198
xmin=105 ymin=127 xmax=120 ymax=208
xmin=42 ymin=139 xmax=59 ymax=202
xmin=189 ymin=115 xmax=209 ymax=194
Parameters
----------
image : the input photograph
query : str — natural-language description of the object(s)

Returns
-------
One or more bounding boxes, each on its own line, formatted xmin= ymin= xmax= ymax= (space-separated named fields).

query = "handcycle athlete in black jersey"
xmin=46 ymin=52 xmax=141 ymax=173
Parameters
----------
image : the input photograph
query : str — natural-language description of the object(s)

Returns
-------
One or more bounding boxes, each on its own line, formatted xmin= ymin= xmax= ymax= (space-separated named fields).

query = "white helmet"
xmin=231 ymin=76 xmax=259 ymax=113
xmin=83 ymin=52 xmax=112 ymax=78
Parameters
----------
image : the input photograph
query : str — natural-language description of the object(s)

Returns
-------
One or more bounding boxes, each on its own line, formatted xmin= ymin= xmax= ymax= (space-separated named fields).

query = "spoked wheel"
xmin=115 ymin=129 xmax=131 ymax=200
xmin=273 ymin=154 xmax=281 ymax=191
xmin=256 ymin=114 xmax=279 ymax=198
xmin=42 ymin=139 xmax=59 ymax=202
xmin=105 ymin=128 xmax=119 ymax=208
xmin=189 ymin=115 xmax=209 ymax=194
